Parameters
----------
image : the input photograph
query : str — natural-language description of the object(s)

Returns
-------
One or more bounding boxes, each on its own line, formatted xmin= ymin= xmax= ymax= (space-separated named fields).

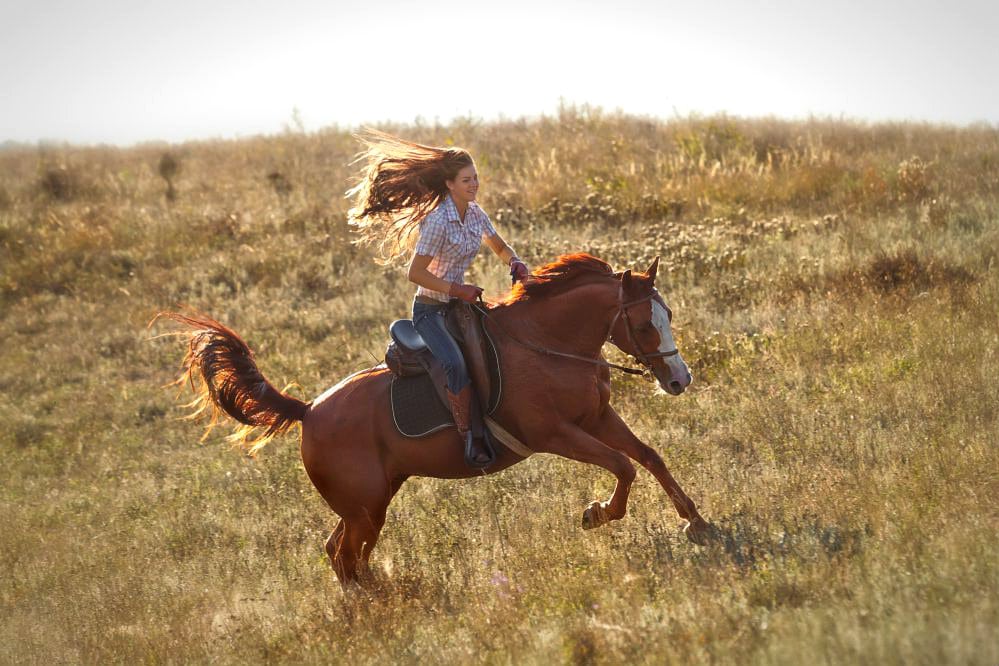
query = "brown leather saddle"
xmin=384 ymin=300 xmax=502 ymax=439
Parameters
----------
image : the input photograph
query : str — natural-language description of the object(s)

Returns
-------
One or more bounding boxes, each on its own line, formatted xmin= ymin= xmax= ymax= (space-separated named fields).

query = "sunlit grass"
xmin=1 ymin=112 xmax=997 ymax=664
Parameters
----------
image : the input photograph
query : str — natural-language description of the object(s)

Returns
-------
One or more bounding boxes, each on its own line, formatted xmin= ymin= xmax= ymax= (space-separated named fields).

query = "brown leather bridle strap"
xmin=473 ymin=277 xmax=677 ymax=376
xmin=607 ymin=282 xmax=679 ymax=368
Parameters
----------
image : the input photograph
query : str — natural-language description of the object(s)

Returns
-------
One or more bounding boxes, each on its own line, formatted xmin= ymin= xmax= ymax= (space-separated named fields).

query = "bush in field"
xmin=895 ymin=156 xmax=933 ymax=202
xmin=38 ymin=165 xmax=79 ymax=201
xmin=159 ymin=152 xmax=180 ymax=201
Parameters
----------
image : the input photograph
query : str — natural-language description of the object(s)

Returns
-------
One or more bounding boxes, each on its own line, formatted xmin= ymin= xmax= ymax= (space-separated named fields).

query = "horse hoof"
xmin=582 ymin=501 xmax=609 ymax=530
xmin=683 ymin=518 xmax=716 ymax=545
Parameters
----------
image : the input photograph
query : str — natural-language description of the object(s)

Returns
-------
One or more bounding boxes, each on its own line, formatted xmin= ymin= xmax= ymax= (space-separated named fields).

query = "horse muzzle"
xmin=654 ymin=360 xmax=692 ymax=396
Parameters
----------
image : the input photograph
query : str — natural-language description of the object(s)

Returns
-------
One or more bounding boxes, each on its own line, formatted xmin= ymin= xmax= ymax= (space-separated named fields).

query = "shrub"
xmin=159 ymin=152 xmax=180 ymax=201
xmin=38 ymin=166 xmax=77 ymax=201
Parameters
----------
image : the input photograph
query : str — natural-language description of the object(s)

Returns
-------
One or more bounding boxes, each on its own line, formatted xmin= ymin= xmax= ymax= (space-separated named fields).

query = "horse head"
xmin=610 ymin=256 xmax=693 ymax=395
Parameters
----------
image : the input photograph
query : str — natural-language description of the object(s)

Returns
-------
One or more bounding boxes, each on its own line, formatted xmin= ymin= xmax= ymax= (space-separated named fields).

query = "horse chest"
xmin=597 ymin=375 xmax=612 ymax=406
xmin=564 ymin=372 xmax=608 ymax=419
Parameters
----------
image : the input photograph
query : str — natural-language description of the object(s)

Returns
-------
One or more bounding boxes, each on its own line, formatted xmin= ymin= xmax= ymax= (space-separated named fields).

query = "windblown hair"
xmin=346 ymin=129 xmax=474 ymax=264
xmin=498 ymin=253 xmax=614 ymax=305
xmin=154 ymin=312 xmax=310 ymax=456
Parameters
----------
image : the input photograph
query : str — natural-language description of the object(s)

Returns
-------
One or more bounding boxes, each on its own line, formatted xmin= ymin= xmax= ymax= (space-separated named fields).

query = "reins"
xmin=473 ymin=301 xmax=646 ymax=375
xmin=472 ymin=279 xmax=679 ymax=377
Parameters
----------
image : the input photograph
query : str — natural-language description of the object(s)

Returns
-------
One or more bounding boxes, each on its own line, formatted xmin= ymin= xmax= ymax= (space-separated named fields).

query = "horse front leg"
xmin=588 ymin=407 xmax=715 ymax=544
xmin=536 ymin=424 xmax=637 ymax=530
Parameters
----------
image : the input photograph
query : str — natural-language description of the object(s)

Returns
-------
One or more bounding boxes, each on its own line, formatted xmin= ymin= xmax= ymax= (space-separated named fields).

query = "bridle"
xmin=606 ymin=280 xmax=680 ymax=369
xmin=474 ymin=274 xmax=678 ymax=376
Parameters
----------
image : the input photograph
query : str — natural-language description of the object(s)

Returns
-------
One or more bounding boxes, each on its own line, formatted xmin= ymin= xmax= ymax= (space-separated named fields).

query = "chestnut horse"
xmin=161 ymin=253 xmax=714 ymax=586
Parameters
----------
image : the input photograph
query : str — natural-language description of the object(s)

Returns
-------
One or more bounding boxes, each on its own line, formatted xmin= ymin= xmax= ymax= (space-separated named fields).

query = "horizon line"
xmin=4 ymin=106 xmax=998 ymax=152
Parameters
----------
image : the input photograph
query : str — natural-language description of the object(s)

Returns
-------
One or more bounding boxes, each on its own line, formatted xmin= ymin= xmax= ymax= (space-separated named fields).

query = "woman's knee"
xmin=439 ymin=352 xmax=467 ymax=376
xmin=440 ymin=356 xmax=469 ymax=389
xmin=413 ymin=312 xmax=468 ymax=390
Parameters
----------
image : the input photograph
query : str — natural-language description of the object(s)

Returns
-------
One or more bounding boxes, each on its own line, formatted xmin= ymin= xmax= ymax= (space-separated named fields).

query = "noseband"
xmin=606 ymin=282 xmax=679 ymax=368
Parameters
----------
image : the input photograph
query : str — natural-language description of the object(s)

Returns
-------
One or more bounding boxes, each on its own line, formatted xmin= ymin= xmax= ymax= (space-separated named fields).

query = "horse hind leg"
xmin=325 ymin=521 xmax=347 ymax=580
xmin=323 ymin=477 xmax=407 ymax=588
xmin=326 ymin=515 xmax=384 ymax=587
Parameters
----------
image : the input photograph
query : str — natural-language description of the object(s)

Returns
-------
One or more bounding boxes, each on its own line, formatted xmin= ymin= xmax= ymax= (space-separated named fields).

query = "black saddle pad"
xmin=390 ymin=373 xmax=454 ymax=438
xmin=388 ymin=307 xmax=504 ymax=438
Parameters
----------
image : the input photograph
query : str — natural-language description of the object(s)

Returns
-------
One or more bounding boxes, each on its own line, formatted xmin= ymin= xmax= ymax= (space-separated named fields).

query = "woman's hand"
xmin=510 ymin=260 xmax=530 ymax=284
xmin=449 ymin=282 xmax=484 ymax=303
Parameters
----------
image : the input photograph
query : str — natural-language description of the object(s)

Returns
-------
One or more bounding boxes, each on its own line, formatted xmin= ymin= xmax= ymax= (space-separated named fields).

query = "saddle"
xmin=384 ymin=301 xmax=529 ymax=460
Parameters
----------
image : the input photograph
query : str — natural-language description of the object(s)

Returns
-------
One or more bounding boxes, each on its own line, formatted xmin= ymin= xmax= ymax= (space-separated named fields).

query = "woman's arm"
xmin=408 ymin=254 xmax=455 ymax=293
xmin=483 ymin=232 xmax=519 ymax=265
xmin=408 ymin=253 xmax=482 ymax=302
xmin=484 ymin=232 xmax=530 ymax=283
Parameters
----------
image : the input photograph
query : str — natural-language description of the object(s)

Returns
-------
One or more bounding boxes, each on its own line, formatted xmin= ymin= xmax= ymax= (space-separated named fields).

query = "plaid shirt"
xmin=413 ymin=194 xmax=497 ymax=302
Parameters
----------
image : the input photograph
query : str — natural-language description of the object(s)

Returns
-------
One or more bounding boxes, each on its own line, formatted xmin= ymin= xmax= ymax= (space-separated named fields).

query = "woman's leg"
xmin=412 ymin=302 xmax=491 ymax=467
xmin=412 ymin=303 xmax=470 ymax=394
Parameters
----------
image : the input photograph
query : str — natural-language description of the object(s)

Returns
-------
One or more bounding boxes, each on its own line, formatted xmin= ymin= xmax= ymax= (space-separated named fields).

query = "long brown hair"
xmin=346 ymin=129 xmax=474 ymax=264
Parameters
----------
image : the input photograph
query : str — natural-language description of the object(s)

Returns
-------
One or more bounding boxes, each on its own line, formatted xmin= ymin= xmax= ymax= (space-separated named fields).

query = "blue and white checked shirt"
xmin=413 ymin=194 xmax=497 ymax=302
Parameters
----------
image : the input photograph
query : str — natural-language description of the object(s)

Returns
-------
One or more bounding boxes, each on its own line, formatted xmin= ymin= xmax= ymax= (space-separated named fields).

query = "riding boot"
xmin=446 ymin=384 xmax=494 ymax=469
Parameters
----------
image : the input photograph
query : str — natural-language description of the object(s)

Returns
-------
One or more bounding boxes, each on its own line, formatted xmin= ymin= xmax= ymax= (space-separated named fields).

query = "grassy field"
xmin=2 ymin=110 xmax=997 ymax=664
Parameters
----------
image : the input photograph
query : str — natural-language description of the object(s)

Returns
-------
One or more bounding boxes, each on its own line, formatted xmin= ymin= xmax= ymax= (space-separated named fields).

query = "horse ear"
xmin=621 ymin=269 xmax=633 ymax=291
xmin=645 ymin=256 xmax=660 ymax=280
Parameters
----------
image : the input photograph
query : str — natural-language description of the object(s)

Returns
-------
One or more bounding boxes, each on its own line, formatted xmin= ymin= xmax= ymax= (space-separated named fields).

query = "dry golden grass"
xmin=1 ymin=111 xmax=997 ymax=664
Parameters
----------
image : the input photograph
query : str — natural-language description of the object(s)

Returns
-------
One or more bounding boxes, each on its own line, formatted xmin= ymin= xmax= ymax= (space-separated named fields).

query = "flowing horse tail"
xmin=156 ymin=312 xmax=310 ymax=455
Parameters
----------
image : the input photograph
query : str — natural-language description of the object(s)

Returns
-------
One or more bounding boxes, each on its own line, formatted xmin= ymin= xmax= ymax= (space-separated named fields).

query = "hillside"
xmin=2 ymin=111 xmax=997 ymax=664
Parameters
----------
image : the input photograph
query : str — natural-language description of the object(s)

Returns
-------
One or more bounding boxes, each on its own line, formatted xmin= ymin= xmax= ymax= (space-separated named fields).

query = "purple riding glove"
xmin=510 ymin=260 xmax=530 ymax=284
xmin=449 ymin=282 xmax=484 ymax=304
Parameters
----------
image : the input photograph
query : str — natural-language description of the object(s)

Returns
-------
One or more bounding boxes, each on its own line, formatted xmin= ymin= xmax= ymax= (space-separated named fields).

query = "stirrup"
xmin=464 ymin=429 xmax=495 ymax=469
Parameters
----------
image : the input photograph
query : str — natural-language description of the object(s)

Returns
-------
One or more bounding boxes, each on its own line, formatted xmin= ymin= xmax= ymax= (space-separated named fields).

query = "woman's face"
xmin=446 ymin=163 xmax=478 ymax=205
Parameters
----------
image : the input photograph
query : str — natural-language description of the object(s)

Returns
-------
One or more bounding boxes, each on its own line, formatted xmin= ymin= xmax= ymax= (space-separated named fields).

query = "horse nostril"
xmin=668 ymin=380 xmax=683 ymax=393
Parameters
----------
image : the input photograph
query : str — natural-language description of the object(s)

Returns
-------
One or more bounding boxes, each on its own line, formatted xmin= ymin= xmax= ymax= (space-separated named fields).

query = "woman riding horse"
xmin=160 ymin=251 xmax=716 ymax=587
xmin=346 ymin=130 xmax=530 ymax=468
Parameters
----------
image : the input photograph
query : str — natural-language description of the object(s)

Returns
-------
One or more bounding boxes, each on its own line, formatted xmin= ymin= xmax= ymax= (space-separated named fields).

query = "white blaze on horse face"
xmin=651 ymin=299 xmax=691 ymax=386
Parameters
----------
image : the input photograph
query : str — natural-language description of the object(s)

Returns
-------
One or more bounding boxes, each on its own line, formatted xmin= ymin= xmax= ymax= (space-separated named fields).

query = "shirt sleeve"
xmin=478 ymin=207 xmax=498 ymax=238
xmin=414 ymin=215 xmax=445 ymax=256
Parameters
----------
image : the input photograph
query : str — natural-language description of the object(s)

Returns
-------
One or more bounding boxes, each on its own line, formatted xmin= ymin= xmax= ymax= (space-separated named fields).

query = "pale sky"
xmin=1 ymin=0 xmax=997 ymax=146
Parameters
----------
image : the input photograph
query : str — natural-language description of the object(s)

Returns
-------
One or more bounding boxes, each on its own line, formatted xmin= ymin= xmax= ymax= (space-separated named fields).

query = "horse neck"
xmin=501 ymin=278 xmax=619 ymax=357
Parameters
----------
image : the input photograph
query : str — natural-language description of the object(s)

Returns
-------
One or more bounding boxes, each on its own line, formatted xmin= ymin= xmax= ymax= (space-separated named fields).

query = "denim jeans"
xmin=412 ymin=299 xmax=470 ymax=394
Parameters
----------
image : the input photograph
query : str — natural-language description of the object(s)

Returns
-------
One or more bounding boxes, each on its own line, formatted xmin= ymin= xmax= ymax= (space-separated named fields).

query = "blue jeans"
xmin=412 ymin=299 xmax=470 ymax=394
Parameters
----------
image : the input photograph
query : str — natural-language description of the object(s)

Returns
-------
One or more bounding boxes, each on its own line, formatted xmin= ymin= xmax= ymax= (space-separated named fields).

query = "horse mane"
xmin=496 ymin=253 xmax=614 ymax=306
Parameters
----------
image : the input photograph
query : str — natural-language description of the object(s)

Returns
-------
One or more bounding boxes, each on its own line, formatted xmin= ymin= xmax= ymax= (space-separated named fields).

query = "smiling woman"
xmin=346 ymin=129 xmax=529 ymax=467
